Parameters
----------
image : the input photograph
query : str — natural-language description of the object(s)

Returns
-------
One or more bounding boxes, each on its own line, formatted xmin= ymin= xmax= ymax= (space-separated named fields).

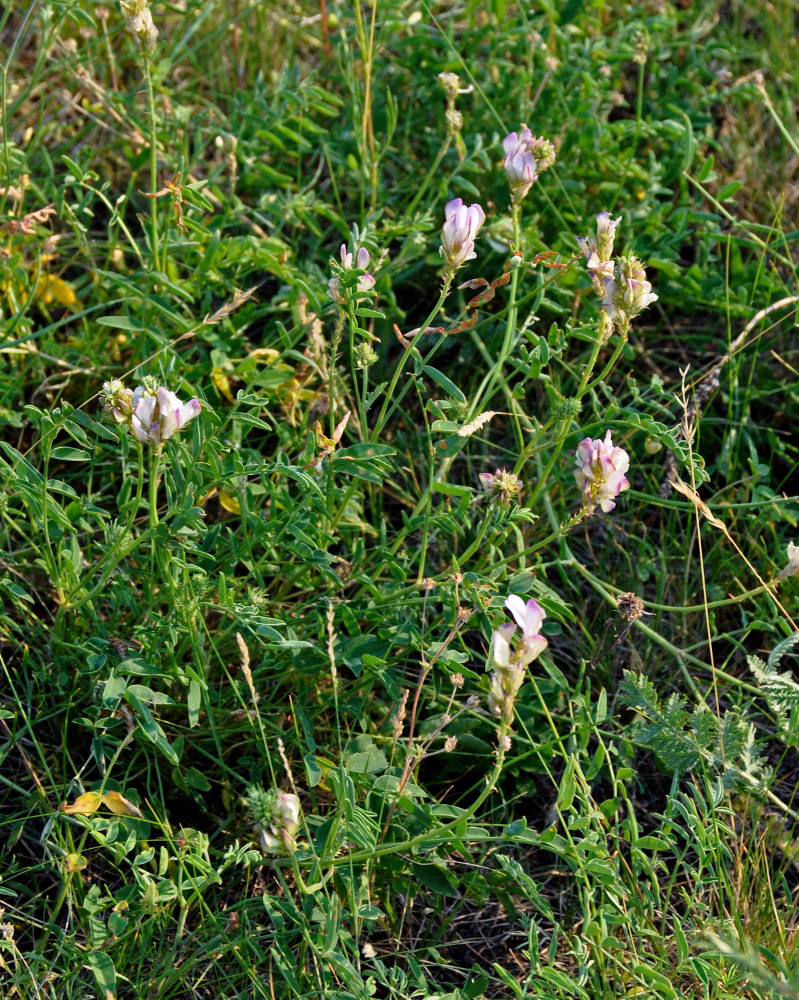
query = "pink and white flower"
xmin=487 ymin=594 xmax=548 ymax=725
xmin=574 ymin=430 xmax=630 ymax=513
xmin=130 ymin=385 xmax=201 ymax=446
xmin=440 ymin=198 xmax=486 ymax=270
xmin=328 ymin=243 xmax=376 ymax=304
xmin=778 ymin=542 xmax=799 ymax=581
xmin=502 ymin=128 xmax=556 ymax=203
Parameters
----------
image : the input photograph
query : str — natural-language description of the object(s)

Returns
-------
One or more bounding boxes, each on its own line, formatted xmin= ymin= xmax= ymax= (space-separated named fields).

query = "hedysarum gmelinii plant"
xmin=488 ymin=594 xmax=548 ymax=727
xmin=439 ymin=198 xmax=486 ymax=272
xmin=574 ymin=430 xmax=630 ymax=514
xmin=577 ymin=212 xmax=657 ymax=336
xmin=101 ymin=379 xmax=201 ymax=449
xmin=501 ymin=126 xmax=556 ymax=204
xmin=328 ymin=243 xmax=376 ymax=305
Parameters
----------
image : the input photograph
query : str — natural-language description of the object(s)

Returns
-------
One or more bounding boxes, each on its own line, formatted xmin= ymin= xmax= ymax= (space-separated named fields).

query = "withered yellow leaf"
xmin=59 ymin=789 xmax=143 ymax=818
xmin=101 ymin=790 xmax=144 ymax=818
xmin=219 ymin=491 xmax=242 ymax=515
xmin=211 ymin=367 xmax=236 ymax=404
xmin=59 ymin=791 xmax=103 ymax=815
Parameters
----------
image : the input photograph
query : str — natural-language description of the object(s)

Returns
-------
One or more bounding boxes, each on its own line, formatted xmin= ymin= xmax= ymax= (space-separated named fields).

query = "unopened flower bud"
xmin=101 ymin=379 xmax=134 ymax=424
xmin=246 ymin=786 xmax=300 ymax=855
xmin=328 ymin=243 xmax=377 ymax=304
xmin=353 ymin=342 xmax=378 ymax=369
xmin=126 ymin=1 xmax=158 ymax=53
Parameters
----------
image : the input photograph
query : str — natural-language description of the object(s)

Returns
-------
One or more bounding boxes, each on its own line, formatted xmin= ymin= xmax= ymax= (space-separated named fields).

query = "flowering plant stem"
xmin=329 ymin=311 xmax=347 ymax=438
xmin=143 ymin=56 xmax=160 ymax=273
xmin=470 ymin=204 xmax=521 ymax=412
xmin=523 ymin=308 xmax=612 ymax=510
xmin=148 ymin=450 xmax=161 ymax=528
xmin=372 ymin=282 xmax=450 ymax=439
xmin=456 ymin=510 xmax=494 ymax=565
xmin=583 ymin=320 xmax=629 ymax=395
xmin=404 ymin=138 xmax=452 ymax=219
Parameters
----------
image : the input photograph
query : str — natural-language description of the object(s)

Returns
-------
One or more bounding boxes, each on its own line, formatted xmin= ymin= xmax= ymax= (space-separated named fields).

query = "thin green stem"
xmin=327 ymin=719 xmax=510 ymax=867
xmin=583 ymin=326 xmax=628 ymax=394
xmin=372 ymin=282 xmax=450 ymax=438
xmin=143 ymin=57 xmax=160 ymax=272
xmin=149 ymin=449 xmax=162 ymax=528
xmin=405 ymin=139 xmax=451 ymax=219
xmin=457 ymin=511 xmax=495 ymax=566
xmin=469 ymin=203 xmax=521 ymax=416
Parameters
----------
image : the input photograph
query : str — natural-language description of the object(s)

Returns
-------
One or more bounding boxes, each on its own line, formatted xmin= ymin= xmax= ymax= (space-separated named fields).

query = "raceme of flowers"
xmin=577 ymin=212 xmax=657 ymax=331
xmin=439 ymin=198 xmax=486 ymax=270
xmin=246 ymin=786 xmax=301 ymax=854
xmin=502 ymin=126 xmax=556 ymax=203
xmin=574 ymin=430 xmax=630 ymax=513
xmin=488 ymin=594 xmax=548 ymax=725
xmin=101 ymin=378 xmax=201 ymax=447
xmin=328 ymin=243 xmax=376 ymax=305
xmin=478 ymin=468 xmax=523 ymax=509
xmin=123 ymin=0 xmax=159 ymax=53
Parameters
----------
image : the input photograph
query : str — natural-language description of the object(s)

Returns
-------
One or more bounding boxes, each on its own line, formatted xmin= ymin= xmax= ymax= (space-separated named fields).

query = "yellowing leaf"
xmin=66 ymin=853 xmax=88 ymax=871
xmin=60 ymin=791 xmax=103 ymax=815
xmin=101 ymin=790 xmax=144 ymax=818
xmin=59 ymin=789 xmax=143 ymax=818
xmin=212 ymin=367 xmax=236 ymax=404
xmin=249 ymin=347 xmax=280 ymax=363
xmin=219 ymin=490 xmax=242 ymax=515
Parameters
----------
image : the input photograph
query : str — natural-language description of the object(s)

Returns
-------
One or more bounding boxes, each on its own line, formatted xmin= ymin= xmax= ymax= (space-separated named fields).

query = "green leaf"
xmin=185 ymin=767 xmax=210 ymax=791
xmin=634 ymin=835 xmax=670 ymax=851
xmin=432 ymin=480 xmax=473 ymax=498
xmin=187 ymin=678 xmax=201 ymax=728
xmin=411 ymin=860 xmax=459 ymax=897
xmin=421 ymin=364 xmax=466 ymax=403
xmin=86 ymin=951 xmax=116 ymax=1000
xmin=304 ymin=754 xmax=324 ymax=788
xmin=344 ymin=735 xmax=388 ymax=774
xmin=95 ymin=315 xmax=145 ymax=331
xmin=557 ymin=758 xmax=576 ymax=811
xmin=540 ymin=656 xmax=569 ymax=691
xmin=50 ymin=446 xmax=90 ymax=462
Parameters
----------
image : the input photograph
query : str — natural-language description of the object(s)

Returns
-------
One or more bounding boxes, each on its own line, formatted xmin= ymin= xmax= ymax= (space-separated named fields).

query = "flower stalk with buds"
xmin=101 ymin=377 xmax=201 ymax=529
xmin=102 ymin=379 xmax=201 ymax=450
xmin=478 ymin=468 xmax=523 ymax=509
xmin=246 ymin=786 xmax=301 ymax=854
xmin=488 ymin=595 xmax=548 ymax=729
xmin=438 ymin=71 xmax=473 ymax=153
xmin=328 ymin=244 xmax=376 ymax=305
xmin=440 ymin=198 xmax=486 ymax=276
xmin=577 ymin=212 xmax=657 ymax=343
xmin=502 ymin=126 xmax=556 ymax=204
